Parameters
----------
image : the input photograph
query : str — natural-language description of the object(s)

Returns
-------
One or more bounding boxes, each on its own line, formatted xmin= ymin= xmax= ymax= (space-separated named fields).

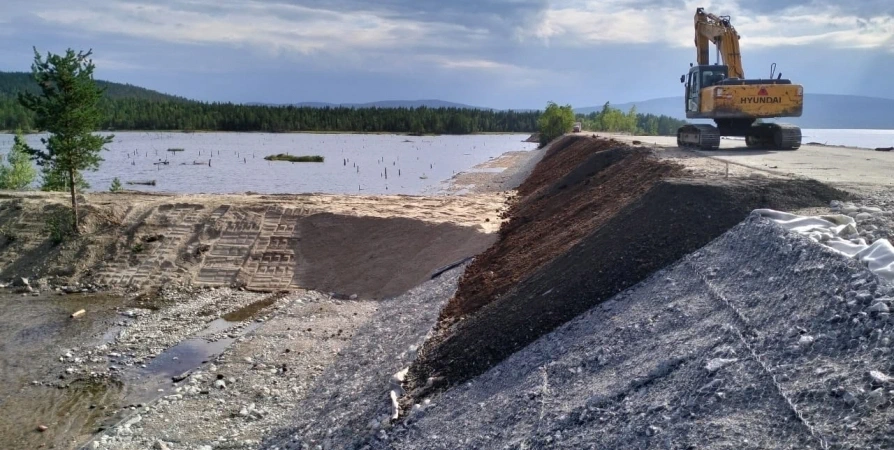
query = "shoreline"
xmin=3 ymin=130 xmax=538 ymax=137
xmin=0 ymin=141 xmax=546 ymax=449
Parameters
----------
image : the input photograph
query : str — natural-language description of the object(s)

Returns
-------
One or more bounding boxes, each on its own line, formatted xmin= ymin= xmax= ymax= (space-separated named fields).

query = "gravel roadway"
xmin=603 ymin=133 xmax=894 ymax=193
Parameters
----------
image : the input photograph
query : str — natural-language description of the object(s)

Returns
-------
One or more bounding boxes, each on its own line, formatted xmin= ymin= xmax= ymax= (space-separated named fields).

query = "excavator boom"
xmin=694 ymin=8 xmax=744 ymax=79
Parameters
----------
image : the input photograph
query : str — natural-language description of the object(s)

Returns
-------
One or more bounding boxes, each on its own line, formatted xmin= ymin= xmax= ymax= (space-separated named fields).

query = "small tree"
xmin=538 ymin=101 xmax=575 ymax=147
xmin=40 ymin=165 xmax=89 ymax=192
xmin=18 ymin=47 xmax=113 ymax=234
xmin=0 ymin=130 xmax=37 ymax=190
xmin=109 ymin=177 xmax=122 ymax=192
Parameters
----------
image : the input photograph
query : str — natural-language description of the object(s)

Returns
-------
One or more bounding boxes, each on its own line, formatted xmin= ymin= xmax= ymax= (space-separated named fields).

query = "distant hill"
xmin=247 ymin=99 xmax=490 ymax=110
xmin=0 ymin=71 xmax=191 ymax=103
xmin=577 ymin=94 xmax=894 ymax=129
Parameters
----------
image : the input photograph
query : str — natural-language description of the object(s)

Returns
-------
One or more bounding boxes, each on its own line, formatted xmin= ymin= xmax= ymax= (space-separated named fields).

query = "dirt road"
xmin=602 ymin=134 xmax=894 ymax=193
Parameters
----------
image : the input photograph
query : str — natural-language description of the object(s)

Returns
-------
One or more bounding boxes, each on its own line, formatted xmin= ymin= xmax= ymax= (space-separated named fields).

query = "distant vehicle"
xmin=573 ymin=122 xmax=582 ymax=133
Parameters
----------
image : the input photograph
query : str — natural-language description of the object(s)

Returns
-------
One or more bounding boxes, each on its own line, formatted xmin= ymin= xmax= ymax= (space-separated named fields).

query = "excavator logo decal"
xmin=741 ymin=87 xmax=781 ymax=105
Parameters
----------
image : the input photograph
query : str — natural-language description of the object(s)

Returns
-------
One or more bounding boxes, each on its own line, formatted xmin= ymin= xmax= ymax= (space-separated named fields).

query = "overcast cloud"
xmin=1 ymin=0 xmax=892 ymax=108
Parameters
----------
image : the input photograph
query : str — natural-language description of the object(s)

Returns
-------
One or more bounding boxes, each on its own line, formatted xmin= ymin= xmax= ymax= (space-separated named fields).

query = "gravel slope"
xmin=375 ymin=214 xmax=894 ymax=449
xmin=264 ymin=266 xmax=466 ymax=450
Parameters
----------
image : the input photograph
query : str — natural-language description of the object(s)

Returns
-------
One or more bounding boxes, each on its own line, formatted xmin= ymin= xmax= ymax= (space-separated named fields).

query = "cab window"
xmin=702 ymin=71 xmax=724 ymax=87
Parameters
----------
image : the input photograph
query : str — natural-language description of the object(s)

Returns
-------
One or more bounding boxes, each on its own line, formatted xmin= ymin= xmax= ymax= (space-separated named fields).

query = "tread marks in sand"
xmin=408 ymin=136 xmax=847 ymax=400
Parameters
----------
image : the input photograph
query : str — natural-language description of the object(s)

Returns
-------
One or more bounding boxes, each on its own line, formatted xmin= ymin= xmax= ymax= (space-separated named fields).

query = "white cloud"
xmin=425 ymin=56 xmax=564 ymax=87
xmin=88 ymin=57 xmax=148 ymax=71
xmin=436 ymin=58 xmax=520 ymax=71
xmin=524 ymin=0 xmax=894 ymax=51
xmin=32 ymin=0 xmax=489 ymax=56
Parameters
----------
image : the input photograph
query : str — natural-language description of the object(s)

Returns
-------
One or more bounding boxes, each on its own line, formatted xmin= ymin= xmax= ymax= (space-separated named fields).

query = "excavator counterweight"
xmin=677 ymin=7 xmax=804 ymax=150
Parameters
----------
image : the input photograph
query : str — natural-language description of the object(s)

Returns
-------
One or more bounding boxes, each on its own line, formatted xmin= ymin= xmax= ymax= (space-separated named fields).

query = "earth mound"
xmin=408 ymin=136 xmax=847 ymax=398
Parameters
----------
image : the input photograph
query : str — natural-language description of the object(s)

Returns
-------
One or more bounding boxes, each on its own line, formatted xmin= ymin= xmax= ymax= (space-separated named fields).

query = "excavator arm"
xmin=694 ymin=7 xmax=744 ymax=79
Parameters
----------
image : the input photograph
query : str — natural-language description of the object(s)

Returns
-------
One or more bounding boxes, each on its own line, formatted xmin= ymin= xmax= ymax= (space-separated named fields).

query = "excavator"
xmin=677 ymin=7 xmax=803 ymax=150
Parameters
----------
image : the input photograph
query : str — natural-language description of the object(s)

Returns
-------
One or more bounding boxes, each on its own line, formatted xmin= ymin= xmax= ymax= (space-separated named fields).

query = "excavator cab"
xmin=683 ymin=65 xmax=729 ymax=114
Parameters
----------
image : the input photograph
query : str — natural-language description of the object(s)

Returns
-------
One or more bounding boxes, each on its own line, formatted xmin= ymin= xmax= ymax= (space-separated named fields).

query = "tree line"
xmin=1 ymin=97 xmax=687 ymax=136
xmin=0 ymin=95 xmax=541 ymax=134
xmin=2 ymin=72 xmax=686 ymax=136
xmin=577 ymin=102 xmax=687 ymax=136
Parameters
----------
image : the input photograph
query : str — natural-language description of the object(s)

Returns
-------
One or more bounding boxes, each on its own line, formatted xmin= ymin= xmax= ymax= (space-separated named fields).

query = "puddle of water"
xmin=222 ymin=295 xmax=279 ymax=322
xmin=121 ymin=295 xmax=281 ymax=406
xmin=122 ymin=320 xmax=262 ymax=405
xmin=0 ymin=291 xmax=128 ymax=450
xmin=0 ymin=289 xmax=282 ymax=449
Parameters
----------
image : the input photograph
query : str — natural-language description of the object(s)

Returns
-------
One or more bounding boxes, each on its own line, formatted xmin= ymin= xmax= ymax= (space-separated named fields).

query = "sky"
xmin=1 ymin=0 xmax=893 ymax=109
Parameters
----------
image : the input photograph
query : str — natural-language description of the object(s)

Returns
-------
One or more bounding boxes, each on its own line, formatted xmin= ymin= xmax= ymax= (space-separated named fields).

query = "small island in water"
xmin=264 ymin=154 xmax=325 ymax=163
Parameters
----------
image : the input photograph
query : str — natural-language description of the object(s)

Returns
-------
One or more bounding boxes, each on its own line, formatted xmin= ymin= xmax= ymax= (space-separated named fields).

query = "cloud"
xmin=4 ymin=0 xmax=894 ymax=106
xmin=525 ymin=0 xmax=894 ymax=51
xmin=14 ymin=0 xmax=894 ymax=72
xmin=23 ymin=0 xmax=548 ymax=57
xmin=32 ymin=1 xmax=485 ymax=55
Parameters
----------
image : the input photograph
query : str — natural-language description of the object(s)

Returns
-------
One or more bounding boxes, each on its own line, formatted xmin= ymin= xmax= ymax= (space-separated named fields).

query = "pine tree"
xmin=18 ymin=48 xmax=114 ymax=233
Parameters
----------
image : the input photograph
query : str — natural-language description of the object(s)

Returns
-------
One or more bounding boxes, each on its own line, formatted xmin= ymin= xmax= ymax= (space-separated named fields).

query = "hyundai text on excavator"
xmin=677 ymin=7 xmax=804 ymax=150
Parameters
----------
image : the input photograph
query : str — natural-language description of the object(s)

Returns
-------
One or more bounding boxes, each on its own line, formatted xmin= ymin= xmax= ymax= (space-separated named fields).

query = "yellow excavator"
xmin=677 ymin=7 xmax=804 ymax=150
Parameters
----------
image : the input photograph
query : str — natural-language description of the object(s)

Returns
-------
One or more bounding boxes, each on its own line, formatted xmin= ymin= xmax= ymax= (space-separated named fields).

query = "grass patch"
xmin=44 ymin=209 xmax=74 ymax=246
xmin=264 ymin=154 xmax=324 ymax=163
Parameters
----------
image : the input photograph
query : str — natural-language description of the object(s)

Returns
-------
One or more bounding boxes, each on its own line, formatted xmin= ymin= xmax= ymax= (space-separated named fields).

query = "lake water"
xmin=1 ymin=130 xmax=890 ymax=195
xmin=798 ymin=129 xmax=894 ymax=148
xmin=0 ymin=132 xmax=537 ymax=195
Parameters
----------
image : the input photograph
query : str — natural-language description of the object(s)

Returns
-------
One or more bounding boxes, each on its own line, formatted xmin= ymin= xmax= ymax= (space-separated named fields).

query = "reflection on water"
xmin=0 ymin=132 xmax=537 ymax=195
xmin=0 ymin=289 xmax=273 ymax=449
xmin=0 ymin=292 xmax=126 ymax=450
xmin=0 ymin=287 xmax=283 ymax=449
xmin=122 ymin=319 xmax=262 ymax=407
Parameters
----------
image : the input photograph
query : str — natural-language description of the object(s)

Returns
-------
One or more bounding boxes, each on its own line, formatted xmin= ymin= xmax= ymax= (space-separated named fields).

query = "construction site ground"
xmin=604 ymin=133 xmax=894 ymax=194
xmin=3 ymin=133 xmax=894 ymax=450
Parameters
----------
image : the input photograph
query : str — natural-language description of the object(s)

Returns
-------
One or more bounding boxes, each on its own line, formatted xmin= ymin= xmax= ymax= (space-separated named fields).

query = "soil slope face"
xmin=0 ymin=192 xmax=500 ymax=299
xmin=408 ymin=135 xmax=847 ymax=398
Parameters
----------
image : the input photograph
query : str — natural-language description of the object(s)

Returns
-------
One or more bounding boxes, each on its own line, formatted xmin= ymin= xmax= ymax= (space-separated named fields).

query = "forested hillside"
xmin=1 ymin=72 xmax=685 ymax=135
xmin=0 ymin=72 xmax=189 ymax=101
xmin=0 ymin=72 xmax=539 ymax=133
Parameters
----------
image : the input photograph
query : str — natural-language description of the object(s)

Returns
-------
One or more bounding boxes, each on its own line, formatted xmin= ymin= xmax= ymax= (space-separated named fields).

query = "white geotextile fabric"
xmin=755 ymin=209 xmax=894 ymax=284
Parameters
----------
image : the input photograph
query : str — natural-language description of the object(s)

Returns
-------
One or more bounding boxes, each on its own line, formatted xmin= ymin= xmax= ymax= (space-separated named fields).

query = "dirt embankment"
xmin=0 ymin=192 xmax=500 ymax=299
xmin=442 ymin=137 xmax=683 ymax=321
xmin=406 ymin=135 xmax=848 ymax=400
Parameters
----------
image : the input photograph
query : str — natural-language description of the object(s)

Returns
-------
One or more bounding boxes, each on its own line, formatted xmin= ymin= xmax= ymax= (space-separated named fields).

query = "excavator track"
xmin=744 ymin=123 xmax=802 ymax=150
xmin=677 ymin=124 xmax=720 ymax=150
